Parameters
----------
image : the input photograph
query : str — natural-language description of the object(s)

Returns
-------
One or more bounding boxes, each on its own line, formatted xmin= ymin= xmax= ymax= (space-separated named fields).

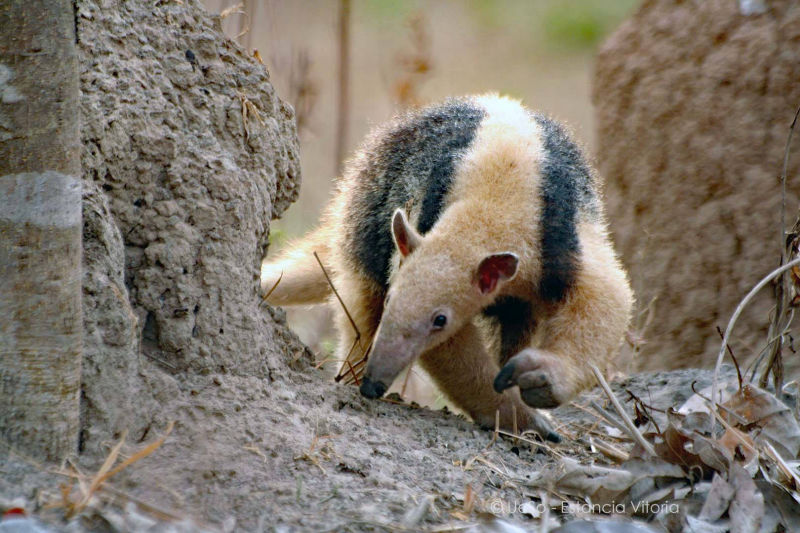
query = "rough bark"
xmin=0 ymin=1 xmax=82 ymax=461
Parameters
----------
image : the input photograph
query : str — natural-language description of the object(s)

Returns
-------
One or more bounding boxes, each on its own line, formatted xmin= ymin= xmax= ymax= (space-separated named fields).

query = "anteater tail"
xmin=261 ymin=225 xmax=333 ymax=306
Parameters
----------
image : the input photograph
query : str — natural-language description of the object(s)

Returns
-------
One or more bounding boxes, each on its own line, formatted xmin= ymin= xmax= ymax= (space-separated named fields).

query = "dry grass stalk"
xmin=312 ymin=251 xmax=370 ymax=386
xmin=762 ymin=104 xmax=800 ymax=391
xmin=570 ymin=400 xmax=622 ymax=435
xmin=219 ymin=1 xmax=250 ymax=40
xmin=707 ymin=405 xmax=758 ymax=457
xmin=294 ymin=433 xmax=337 ymax=475
xmin=589 ymin=364 xmax=656 ymax=456
xmin=462 ymin=484 xmax=475 ymax=515
xmin=494 ymin=429 xmax=562 ymax=457
xmin=621 ymin=295 xmax=656 ymax=372
xmin=99 ymin=485 xmax=187 ymax=523
xmin=73 ymin=432 xmax=127 ymax=515
xmin=63 ymin=422 xmax=175 ymax=517
xmin=400 ymin=364 xmax=413 ymax=397
xmin=243 ymin=444 xmax=267 ymax=463
xmin=42 ymin=422 xmax=175 ymax=521
xmin=762 ymin=441 xmax=800 ymax=489
xmin=465 ymin=454 xmax=511 ymax=479
xmin=259 ymin=270 xmax=283 ymax=307
xmin=219 ymin=2 xmax=243 ymax=20
xmin=588 ymin=400 xmax=629 ymax=436
xmin=511 ymin=404 xmax=518 ymax=446
xmin=716 ymin=325 xmax=743 ymax=388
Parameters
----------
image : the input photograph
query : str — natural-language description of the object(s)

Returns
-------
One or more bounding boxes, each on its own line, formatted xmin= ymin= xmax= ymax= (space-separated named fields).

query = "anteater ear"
xmin=475 ymin=253 xmax=519 ymax=295
xmin=391 ymin=209 xmax=422 ymax=257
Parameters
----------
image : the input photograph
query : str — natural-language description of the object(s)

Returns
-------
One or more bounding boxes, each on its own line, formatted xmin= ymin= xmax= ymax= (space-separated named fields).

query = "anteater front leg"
xmin=495 ymin=229 xmax=633 ymax=408
xmin=419 ymin=320 xmax=560 ymax=442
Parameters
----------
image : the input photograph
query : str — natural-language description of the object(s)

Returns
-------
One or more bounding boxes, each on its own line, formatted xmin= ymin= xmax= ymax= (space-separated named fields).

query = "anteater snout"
xmin=359 ymin=376 xmax=387 ymax=399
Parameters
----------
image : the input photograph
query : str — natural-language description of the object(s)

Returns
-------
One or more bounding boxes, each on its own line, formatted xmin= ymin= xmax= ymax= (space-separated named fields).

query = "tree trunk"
xmin=0 ymin=1 xmax=82 ymax=461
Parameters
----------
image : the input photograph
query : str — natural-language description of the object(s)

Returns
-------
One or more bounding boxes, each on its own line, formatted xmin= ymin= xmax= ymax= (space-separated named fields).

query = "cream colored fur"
xmin=260 ymin=224 xmax=333 ymax=306
xmin=262 ymin=94 xmax=633 ymax=435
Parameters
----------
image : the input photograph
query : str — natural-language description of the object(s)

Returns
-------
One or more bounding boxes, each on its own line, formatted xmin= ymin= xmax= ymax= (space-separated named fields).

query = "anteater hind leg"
xmin=495 ymin=226 xmax=634 ymax=408
xmin=330 ymin=271 xmax=384 ymax=383
xmin=419 ymin=320 xmax=560 ymax=441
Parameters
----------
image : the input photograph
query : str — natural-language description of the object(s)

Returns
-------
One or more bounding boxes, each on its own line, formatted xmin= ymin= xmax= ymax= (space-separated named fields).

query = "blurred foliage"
xmin=267 ymin=227 xmax=289 ymax=250
xmin=541 ymin=0 xmax=639 ymax=50
xmin=360 ymin=0 xmax=419 ymax=23
xmin=361 ymin=0 xmax=639 ymax=52
xmin=320 ymin=339 xmax=336 ymax=358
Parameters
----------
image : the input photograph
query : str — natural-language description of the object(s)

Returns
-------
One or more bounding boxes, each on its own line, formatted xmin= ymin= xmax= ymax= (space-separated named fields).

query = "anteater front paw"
xmin=494 ymin=349 xmax=570 ymax=409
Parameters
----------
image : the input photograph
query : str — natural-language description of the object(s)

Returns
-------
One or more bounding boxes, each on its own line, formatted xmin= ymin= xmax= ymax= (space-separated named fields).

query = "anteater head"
xmin=359 ymin=208 xmax=518 ymax=399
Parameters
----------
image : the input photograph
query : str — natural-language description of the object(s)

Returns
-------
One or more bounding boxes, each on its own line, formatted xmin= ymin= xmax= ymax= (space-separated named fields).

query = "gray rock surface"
xmin=76 ymin=0 xmax=305 ymax=454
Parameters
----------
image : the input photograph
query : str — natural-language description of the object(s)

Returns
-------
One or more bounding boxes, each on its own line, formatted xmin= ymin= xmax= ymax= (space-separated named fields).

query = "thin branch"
xmin=589 ymin=364 xmax=656 ymax=456
xmin=589 ymin=400 xmax=629 ymax=436
xmin=312 ymin=251 xmax=369 ymax=384
xmin=715 ymin=325 xmax=742 ymax=388
xmin=313 ymin=251 xmax=358 ymax=346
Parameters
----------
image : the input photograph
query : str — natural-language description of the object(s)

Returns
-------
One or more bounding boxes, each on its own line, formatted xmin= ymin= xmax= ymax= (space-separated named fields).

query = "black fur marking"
xmin=482 ymin=296 xmax=535 ymax=365
xmin=533 ymin=114 xmax=597 ymax=302
xmin=348 ymin=100 xmax=485 ymax=288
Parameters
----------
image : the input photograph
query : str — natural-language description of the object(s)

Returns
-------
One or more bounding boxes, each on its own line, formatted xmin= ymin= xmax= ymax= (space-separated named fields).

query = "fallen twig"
xmin=589 ymin=364 xmax=656 ymax=456
xmin=588 ymin=436 xmax=629 ymax=462
xmin=589 ymin=400 xmax=630 ymax=436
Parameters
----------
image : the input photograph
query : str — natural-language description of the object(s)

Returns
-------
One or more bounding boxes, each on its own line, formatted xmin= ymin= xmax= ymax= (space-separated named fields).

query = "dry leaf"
xmin=728 ymin=464 xmax=765 ymax=533
xmin=697 ymin=473 xmax=734 ymax=522
xmin=722 ymin=384 xmax=800 ymax=459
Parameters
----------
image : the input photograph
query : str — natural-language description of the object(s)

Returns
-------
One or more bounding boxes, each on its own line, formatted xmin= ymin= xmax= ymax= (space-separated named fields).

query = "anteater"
xmin=262 ymin=94 xmax=633 ymax=440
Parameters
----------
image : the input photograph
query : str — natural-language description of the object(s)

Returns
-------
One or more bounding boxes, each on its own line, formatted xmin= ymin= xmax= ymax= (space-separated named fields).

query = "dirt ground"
xmin=1 ymin=350 xmax=735 ymax=531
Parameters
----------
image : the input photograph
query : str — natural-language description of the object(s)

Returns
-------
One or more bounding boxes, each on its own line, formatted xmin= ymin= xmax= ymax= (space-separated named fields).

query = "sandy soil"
xmin=1 ymin=353 xmax=731 ymax=531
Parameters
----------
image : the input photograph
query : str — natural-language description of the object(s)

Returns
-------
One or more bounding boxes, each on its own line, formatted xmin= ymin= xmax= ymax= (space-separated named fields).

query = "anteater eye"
xmin=432 ymin=314 xmax=447 ymax=329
